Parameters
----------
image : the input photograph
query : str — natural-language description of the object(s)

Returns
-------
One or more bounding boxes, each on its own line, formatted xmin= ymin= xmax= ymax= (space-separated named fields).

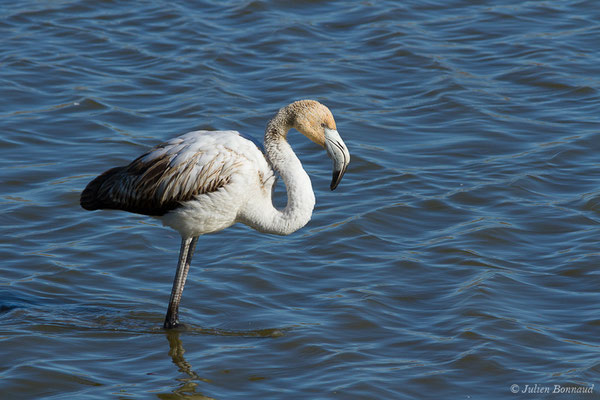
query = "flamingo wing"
xmin=81 ymin=131 xmax=248 ymax=216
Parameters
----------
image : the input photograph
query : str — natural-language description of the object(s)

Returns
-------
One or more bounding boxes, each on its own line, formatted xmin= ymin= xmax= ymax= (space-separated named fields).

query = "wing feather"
xmin=81 ymin=131 xmax=249 ymax=216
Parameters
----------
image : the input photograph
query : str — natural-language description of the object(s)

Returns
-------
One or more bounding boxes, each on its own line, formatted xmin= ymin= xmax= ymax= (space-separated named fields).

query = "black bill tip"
xmin=330 ymin=165 xmax=347 ymax=191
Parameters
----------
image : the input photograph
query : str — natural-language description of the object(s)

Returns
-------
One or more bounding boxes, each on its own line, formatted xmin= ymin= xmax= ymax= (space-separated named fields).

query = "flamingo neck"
xmin=249 ymin=111 xmax=315 ymax=235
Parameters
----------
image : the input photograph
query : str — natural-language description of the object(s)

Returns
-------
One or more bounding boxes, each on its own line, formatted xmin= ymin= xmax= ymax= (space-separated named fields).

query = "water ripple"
xmin=2 ymin=0 xmax=600 ymax=398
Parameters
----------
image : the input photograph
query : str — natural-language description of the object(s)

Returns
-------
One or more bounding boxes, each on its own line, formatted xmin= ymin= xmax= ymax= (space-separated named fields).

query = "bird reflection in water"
xmin=162 ymin=327 xmax=286 ymax=399
xmin=165 ymin=330 xmax=214 ymax=399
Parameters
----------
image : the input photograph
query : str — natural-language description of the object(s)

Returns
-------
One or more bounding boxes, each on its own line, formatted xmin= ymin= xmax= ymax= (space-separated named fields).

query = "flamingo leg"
xmin=164 ymin=236 xmax=199 ymax=329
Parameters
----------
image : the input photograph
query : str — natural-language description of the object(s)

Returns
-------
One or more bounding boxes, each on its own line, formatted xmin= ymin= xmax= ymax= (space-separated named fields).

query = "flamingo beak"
xmin=324 ymin=128 xmax=350 ymax=190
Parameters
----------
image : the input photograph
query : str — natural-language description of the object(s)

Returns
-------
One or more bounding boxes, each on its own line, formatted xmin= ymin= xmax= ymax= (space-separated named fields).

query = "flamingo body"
xmin=81 ymin=100 xmax=350 ymax=328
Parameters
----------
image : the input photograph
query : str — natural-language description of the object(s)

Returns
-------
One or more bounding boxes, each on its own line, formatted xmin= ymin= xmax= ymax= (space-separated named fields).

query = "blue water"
xmin=1 ymin=1 xmax=599 ymax=399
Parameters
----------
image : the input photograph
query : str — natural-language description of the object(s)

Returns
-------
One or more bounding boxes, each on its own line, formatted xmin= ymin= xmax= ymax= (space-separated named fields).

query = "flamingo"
xmin=80 ymin=100 xmax=350 ymax=329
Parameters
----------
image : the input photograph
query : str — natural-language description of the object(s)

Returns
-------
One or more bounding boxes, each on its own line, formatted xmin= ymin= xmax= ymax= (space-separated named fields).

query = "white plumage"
xmin=81 ymin=100 xmax=350 ymax=328
xmin=147 ymin=130 xmax=280 ymax=237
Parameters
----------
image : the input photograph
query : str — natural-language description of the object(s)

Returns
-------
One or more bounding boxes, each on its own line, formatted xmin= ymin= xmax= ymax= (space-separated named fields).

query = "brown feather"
xmin=80 ymin=151 xmax=233 ymax=217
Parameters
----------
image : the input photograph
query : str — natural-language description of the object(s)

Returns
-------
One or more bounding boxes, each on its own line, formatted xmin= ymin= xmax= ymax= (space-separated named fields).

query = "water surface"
xmin=1 ymin=1 xmax=599 ymax=399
